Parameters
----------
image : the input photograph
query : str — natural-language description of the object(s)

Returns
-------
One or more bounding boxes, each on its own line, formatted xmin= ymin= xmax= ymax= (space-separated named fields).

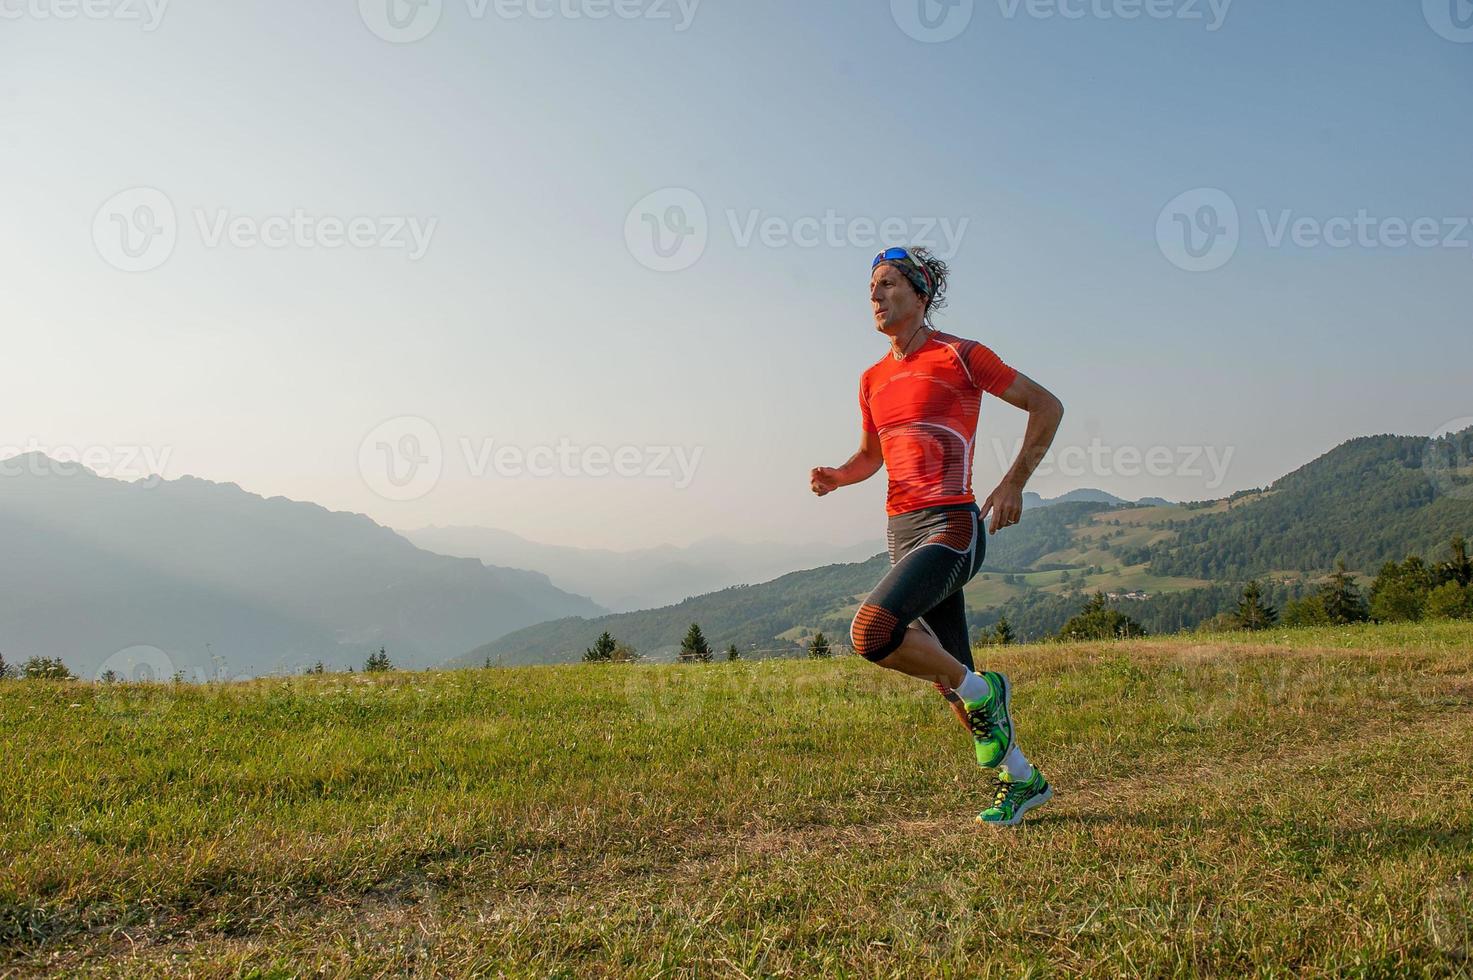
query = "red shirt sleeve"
xmin=859 ymin=373 xmax=877 ymax=434
xmin=964 ymin=341 xmax=1018 ymax=396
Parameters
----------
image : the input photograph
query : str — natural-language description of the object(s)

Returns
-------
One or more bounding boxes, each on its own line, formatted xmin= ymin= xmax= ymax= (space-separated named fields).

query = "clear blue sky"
xmin=2 ymin=0 xmax=1469 ymax=549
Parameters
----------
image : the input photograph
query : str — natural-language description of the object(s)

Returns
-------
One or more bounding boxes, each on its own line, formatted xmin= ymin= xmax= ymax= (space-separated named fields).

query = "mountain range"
xmin=0 ymin=454 xmax=602 ymax=679
xmin=11 ymin=427 xmax=1462 ymax=675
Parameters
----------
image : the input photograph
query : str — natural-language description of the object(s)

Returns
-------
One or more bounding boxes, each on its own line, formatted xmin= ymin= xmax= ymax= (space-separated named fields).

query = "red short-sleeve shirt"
xmin=859 ymin=330 xmax=1018 ymax=516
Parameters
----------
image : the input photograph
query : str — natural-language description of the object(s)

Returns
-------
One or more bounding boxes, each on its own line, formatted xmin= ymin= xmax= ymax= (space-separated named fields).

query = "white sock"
xmin=1000 ymin=744 xmax=1034 ymax=782
xmin=953 ymin=670 xmax=990 ymax=704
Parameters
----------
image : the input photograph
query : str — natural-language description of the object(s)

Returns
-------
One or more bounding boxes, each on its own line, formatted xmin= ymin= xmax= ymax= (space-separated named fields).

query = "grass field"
xmin=4 ymin=622 xmax=1473 ymax=977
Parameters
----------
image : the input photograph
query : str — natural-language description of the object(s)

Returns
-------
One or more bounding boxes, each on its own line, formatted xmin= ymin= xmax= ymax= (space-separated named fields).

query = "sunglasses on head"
xmin=871 ymin=247 xmax=932 ymax=296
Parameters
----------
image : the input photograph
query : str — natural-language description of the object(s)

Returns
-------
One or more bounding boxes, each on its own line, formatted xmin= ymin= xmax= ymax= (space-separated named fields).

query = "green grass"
xmin=4 ymin=622 xmax=1473 ymax=976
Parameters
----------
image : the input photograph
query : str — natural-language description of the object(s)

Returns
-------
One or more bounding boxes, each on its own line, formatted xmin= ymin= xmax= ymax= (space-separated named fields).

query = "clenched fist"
xmin=810 ymin=466 xmax=840 ymax=497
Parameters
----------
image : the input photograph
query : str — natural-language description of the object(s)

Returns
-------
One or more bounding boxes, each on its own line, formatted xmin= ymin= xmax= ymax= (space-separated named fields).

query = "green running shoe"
xmin=963 ymin=670 xmax=1013 ymax=768
xmin=976 ymin=767 xmax=1053 ymax=827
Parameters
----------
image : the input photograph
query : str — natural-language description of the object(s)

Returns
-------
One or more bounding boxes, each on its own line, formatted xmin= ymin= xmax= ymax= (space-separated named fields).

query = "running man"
xmin=810 ymin=246 xmax=1064 ymax=826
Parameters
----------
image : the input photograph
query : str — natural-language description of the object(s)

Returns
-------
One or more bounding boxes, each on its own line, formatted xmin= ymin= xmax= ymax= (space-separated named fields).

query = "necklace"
xmin=892 ymin=322 xmax=932 ymax=361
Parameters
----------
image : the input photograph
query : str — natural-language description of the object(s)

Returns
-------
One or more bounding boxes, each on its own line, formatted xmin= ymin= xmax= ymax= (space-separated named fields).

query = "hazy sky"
xmin=3 ymin=0 xmax=1470 ymax=550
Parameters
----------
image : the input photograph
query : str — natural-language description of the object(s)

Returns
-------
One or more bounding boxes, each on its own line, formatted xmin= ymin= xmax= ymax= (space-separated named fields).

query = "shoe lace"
xmin=989 ymin=777 xmax=1013 ymax=810
xmin=966 ymin=705 xmax=994 ymax=741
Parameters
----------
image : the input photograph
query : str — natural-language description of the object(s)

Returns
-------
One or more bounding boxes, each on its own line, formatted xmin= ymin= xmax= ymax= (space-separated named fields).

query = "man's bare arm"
xmin=980 ymin=372 xmax=1064 ymax=532
xmin=811 ymin=430 xmax=883 ymax=496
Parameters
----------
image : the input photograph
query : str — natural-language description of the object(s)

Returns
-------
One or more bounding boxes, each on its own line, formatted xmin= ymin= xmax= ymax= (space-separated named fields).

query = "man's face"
xmin=870 ymin=263 xmax=925 ymax=335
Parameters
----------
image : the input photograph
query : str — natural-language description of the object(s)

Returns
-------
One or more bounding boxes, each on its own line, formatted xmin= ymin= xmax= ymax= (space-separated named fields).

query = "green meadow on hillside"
xmin=4 ymin=622 xmax=1473 ymax=976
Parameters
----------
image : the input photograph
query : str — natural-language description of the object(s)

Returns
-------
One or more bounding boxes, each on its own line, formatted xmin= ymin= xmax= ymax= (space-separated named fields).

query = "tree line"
xmin=582 ymin=622 xmax=842 ymax=664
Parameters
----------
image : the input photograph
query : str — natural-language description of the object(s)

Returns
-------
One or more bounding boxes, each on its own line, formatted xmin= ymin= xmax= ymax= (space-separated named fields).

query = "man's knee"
xmin=850 ymin=603 xmax=905 ymax=662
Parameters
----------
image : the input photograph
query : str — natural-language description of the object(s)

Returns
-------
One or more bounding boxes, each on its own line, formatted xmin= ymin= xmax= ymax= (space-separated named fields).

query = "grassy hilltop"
xmin=4 ymin=622 xmax=1473 ymax=976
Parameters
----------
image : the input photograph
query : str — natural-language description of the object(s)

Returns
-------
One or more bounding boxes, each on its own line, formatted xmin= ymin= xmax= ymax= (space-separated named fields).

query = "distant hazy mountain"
xmin=1022 ymin=489 xmax=1172 ymax=510
xmin=400 ymin=525 xmax=885 ymax=611
xmin=0 ymin=455 xmax=602 ymax=678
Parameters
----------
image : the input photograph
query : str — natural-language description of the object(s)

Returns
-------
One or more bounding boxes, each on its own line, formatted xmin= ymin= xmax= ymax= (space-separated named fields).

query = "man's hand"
xmin=980 ymin=479 xmax=1024 ymax=534
xmin=810 ymin=466 xmax=841 ymax=497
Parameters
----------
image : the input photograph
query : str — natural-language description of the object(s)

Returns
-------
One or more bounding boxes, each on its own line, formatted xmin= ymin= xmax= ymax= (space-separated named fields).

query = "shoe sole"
xmin=976 ymin=783 xmax=1054 ymax=828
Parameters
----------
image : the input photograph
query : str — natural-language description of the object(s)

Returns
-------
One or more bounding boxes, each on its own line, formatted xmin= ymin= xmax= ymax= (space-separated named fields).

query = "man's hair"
xmin=880 ymin=247 xmax=950 ymax=319
xmin=907 ymin=247 xmax=950 ymax=319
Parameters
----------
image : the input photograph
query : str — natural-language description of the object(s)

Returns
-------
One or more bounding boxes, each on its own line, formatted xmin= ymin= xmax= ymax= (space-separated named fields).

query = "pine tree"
xmin=807 ymin=632 xmax=832 ymax=658
xmin=584 ymin=631 xmax=617 ymax=663
xmin=1438 ymin=535 xmax=1472 ymax=588
xmin=364 ymin=647 xmax=393 ymax=672
xmin=726 ymin=643 xmax=740 ymax=661
xmin=1058 ymin=592 xmax=1145 ymax=641
xmin=993 ymin=616 xmax=1016 ymax=645
xmin=1322 ymin=561 xmax=1370 ymax=625
xmin=0 ymin=651 xmax=10 ymax=680
xmin=679 ymin=623 xmax=712 ymax=663
xmin=1232 ymin=580 xmax=1279 ymax=630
